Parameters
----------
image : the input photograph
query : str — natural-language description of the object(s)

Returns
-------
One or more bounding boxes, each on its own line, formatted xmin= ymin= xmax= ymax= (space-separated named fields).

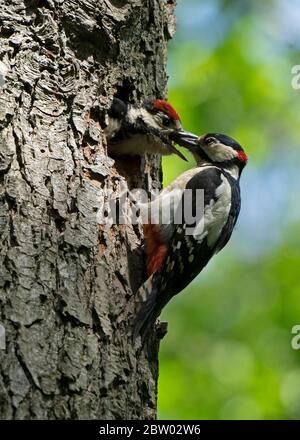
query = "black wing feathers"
xmin=133 ymin=167 xmax=241 ymax=340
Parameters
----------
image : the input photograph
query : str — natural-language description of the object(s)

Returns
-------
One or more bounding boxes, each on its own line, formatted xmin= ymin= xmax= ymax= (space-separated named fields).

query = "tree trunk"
xmin=0 ymin=0 xmax=176 ymax=420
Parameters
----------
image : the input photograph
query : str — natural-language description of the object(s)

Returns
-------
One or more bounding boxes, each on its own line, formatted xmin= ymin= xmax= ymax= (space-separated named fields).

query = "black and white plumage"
xmin=105 ymin=98 xmax=194 ymax=161
xmin=133 ymin=132 xmax=248 ymax=340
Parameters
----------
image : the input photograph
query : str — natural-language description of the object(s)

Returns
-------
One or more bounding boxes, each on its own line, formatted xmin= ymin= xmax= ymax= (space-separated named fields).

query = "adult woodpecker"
xmin=133 ymin=132 xmax=248 ymax=340
xmin=105 ymin=98 xmax=191 ymax=161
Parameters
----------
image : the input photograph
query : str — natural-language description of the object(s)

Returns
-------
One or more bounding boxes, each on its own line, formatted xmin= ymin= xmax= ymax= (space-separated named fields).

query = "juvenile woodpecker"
xmin=133 ymin=132 xmax=248 ymax=340
xmin=105 ymin=98 xmax=192 ymax=161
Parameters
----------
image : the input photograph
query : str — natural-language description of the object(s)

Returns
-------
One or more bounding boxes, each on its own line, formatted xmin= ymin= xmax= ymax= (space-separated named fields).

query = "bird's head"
xmin=107 ymin=98 xmax=191 ymax=160
xmin=172 ymin=131 xmax=248 ymax=177
xmin=142 ymin=99 xmax=182 ymax=132
xmin=128 ymin=99 xmax=193 ymax=160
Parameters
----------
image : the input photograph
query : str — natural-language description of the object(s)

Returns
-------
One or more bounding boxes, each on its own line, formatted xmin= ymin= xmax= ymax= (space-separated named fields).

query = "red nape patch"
xmin=237 ymin=150 xmax=248 ymax=163
xmin=144 ymin=224 xmax=169 ymax=277
xmin=153 ymin=99 xmax=181 ymax=121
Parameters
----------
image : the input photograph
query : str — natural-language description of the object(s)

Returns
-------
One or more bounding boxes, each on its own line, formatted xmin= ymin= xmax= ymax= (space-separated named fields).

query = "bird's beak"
xmin=170 ymin=146 xmax=189 ymax=162
xmin=170 ymin=129 xmax=199 ymax=152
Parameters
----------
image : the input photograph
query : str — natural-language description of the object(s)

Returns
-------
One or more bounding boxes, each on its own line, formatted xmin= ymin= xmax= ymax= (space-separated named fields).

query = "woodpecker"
xmin=105 ymin=98 xmax=192 ymax=161
xmin=133 ymin=132 xmax=248 ymax=340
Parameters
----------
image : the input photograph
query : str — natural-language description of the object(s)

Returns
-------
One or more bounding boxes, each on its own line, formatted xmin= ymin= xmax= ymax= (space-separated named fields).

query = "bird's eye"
xmin=205 ymin=137 xmax=215 ymax=145
xmin=161 ymin=115 xmax=172 ymax=126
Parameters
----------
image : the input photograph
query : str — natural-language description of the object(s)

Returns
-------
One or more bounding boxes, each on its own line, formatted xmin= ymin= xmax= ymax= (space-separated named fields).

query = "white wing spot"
xmin=167 ymin=260 xmax=175 ymax=272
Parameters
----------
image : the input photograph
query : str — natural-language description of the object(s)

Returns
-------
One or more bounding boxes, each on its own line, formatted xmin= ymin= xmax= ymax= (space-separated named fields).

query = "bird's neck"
xmin=221 ymin=164 xmax=240 ymax=180
xmin=192 ymin=154 xmax=210 ymax=167
xmin=193 ymin=155 xmax=240 ymax=180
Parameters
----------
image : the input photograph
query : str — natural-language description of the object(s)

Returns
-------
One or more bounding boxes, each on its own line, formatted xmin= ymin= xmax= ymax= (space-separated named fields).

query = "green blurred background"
xmin=159 ymin=0 xmax=300 ymax=419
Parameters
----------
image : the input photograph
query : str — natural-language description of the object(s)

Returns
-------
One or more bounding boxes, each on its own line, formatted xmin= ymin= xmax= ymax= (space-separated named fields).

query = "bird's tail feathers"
xmin=133 ymin=274 xmax=161 ymax=342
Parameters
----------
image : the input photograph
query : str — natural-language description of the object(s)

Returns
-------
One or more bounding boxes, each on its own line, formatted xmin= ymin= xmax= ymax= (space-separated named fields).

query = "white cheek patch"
xmin=208 ymin=142 xmax=237 ymax=162
xmin=128 ymin=107 xmax=162 ymax=131
xmin=128 ymin=107 xmax=177 ymax=133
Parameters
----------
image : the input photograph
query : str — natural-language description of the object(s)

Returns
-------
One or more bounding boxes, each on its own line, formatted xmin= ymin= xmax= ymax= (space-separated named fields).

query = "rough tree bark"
xmin=0 ymin=0 xmax=176 ymax=419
